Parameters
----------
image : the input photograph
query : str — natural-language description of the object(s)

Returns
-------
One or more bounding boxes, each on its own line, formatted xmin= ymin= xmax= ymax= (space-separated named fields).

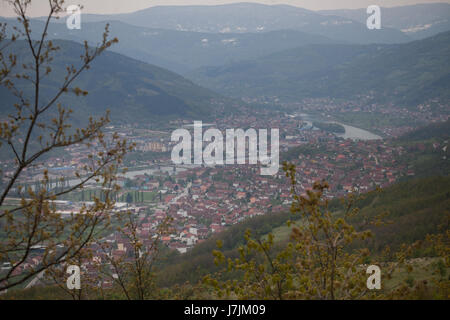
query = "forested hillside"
xmin=191 ymin=32 xmax=450 ymax=106
xmin=0 ymin=40 xmax=223 ymax=124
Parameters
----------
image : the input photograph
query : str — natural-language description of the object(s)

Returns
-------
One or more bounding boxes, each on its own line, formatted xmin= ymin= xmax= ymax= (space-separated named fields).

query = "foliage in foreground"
xmin=2 ymin=164 xmax=449 ymax=300
xmin=202 ymin=163 xmax=449 ymax=300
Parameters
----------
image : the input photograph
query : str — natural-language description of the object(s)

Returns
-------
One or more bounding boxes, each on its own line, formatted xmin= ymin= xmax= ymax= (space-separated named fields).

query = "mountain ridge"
xmin=320 ymin=3 xmax=450 ymax=40
xmin=0 ymin=39 xmax=224 ymax=124
xmin=189 ymin=31 xmax=450 ymax=106
xmin=28 ymin=2 xmax=410 ymax=45
xmin=2 ymin=18 xmax=341 ymax=75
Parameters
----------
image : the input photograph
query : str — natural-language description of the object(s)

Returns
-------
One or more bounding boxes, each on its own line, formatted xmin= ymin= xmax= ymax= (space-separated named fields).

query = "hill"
xmin=0 ymin=40 xmax=223 ymax=124
xmin=320 ymin=3 xmax=450 ymax=40
xmin=72 ymin=3 xmax=409 ymax=45
xmin=0 ymin=18 xmax=340 ymax=75
xmin=394 ymin=120 xmax=450 ymax=178
xmin=155 ymin=174 xmax=449 ymax=287
xmin=397 ymin=119 xmax=450 ymax=142
xmin=189 ymin=31 xmax=450 ymax=106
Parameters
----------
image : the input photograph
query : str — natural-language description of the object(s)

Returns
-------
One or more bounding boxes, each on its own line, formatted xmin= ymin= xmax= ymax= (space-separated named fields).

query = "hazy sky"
xmin=1 ymin=0 xmax=449 ymax=16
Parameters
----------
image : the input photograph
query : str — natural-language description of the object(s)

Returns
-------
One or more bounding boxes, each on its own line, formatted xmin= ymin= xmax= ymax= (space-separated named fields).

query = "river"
xmin=297 ymin=113 xmax=382 ymax=141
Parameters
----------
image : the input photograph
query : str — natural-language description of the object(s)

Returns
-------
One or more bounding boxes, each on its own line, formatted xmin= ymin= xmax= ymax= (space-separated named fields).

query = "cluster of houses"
xmin=2 ymin=100 xmax=449 ymax=290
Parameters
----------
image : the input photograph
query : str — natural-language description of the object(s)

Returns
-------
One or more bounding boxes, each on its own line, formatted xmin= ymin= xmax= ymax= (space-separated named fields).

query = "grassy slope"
xmin=155 ymin=175 xmax=449 ymax=287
